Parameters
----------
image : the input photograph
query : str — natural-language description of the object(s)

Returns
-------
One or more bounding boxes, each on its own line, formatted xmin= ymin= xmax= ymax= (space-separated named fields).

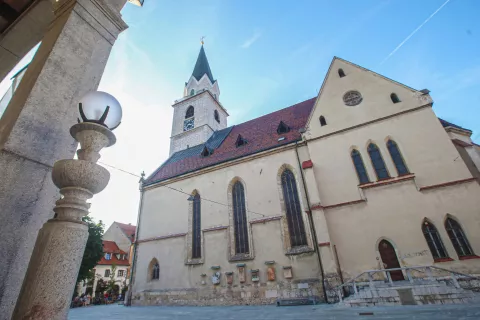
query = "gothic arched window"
xmin=319 ymin=116 xmax=327 ymax=126
xmin=190 ymin=89 xmax=195 ymax=96
xmin=351 ymin=149 xmax=370 ymax=184
xmin=232 ymin=181 xmax=249 ymax=254
xmin=214 ymin=110 xmax=220 ymax=123
xmin=368 ymin=143 xmax=390 ymax=180
xmin=192 ymin=193 xmax=201 ymax=259
xmin=387 ymin=140 xmax=409 ymax=175
xmin=281 ymin=169 xmax=307 ymax=247
xmin=445 ymin=217 xmax=474 ymax=257
xmin=338 ymin=68 xmax=346 ymax=78
xmin=422 ymin=220 xmax=448 ymax=259
xmin=390 ymin=93 xmax=400 ymax=103
xmin=152 ymin=263 xmax=159 ymax=280
xmin=149 ymin=259 xmax=160 ymax=281
xmin=185 ymin=106 xmax=194 ymax=118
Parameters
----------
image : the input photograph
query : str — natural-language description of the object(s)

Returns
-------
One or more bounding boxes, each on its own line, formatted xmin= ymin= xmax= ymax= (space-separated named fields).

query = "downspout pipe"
xmin=125 ymin=178 xmax=145 ymax=306
xmin=294 ymin=141 xmax=328 ymax=303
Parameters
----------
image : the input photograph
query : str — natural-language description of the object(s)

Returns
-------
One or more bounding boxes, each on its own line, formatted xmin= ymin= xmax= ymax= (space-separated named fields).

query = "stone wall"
xmin=132 ymin=278 xmax=323 ymax=306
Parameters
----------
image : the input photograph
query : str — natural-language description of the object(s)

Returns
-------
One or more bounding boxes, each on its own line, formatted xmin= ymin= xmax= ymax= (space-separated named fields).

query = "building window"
xmin=214 ymin=110 xmax=220 ymax=123
xmin=190 ymin=89 xmax=195 ymax=96
xmin=422 ymin=220 xmax=448 ymax=259
xmin=281 ymin=169 xmax=307 ymax=247
xmin=387 ymin=140 xmax=409 ymax=175
xmin=343 ymin=90 xmax=363 ymax=106
xmin=390 ymin=93 xmax=400 ymax=103
xmin=368 ymin=143 xmax=390 ymax=180
xmin=118 ymin=270 xmax=125 ymax=277
xmin=192 ymin=193 xmax=202 ymax=259
xmin=201 ymin=146 xmax=213 ymax=157
xmin=351 ymin=149 xmax=370 ymax=184
xmin=338 ymin=68 xmax=346 ymax=78
xmin=185 ymin=106 xmax=194 ymax=118
xmin=445 ymin=217 xmax=474 ymax=257
xmin=232 ymin=181 xmax=249 ymax=254
xmin=319 ymin=116 xmax=327 ymax=126
xmin=152 ymin=263 xmax=160 ymax=280
xmin=235 ymin=134 xmax=247 ymax=147
xmin=105 ymin=253 xmax=111 ymax=260
xmin=277 ymin=121 xmax=290 ymax=134
xmin=104 ymin=269 xmax=110 ymax=277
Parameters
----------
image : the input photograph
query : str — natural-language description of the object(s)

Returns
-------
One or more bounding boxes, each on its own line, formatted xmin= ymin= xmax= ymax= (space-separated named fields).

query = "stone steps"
xmin=340 ymin=283 xmax=480 ymax=307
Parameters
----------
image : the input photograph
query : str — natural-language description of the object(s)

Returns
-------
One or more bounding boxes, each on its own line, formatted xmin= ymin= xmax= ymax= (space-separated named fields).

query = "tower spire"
xmin=191 ymin=44 xmax=215 ymax=84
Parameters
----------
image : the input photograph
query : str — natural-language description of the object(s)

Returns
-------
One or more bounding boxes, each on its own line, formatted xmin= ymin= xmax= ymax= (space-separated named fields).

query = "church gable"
xmin=305 ymin=57 xmax=432 ymax=140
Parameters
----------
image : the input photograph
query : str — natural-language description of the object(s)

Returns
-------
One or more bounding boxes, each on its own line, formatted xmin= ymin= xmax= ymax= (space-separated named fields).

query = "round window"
xmin=343 ymin=91 xmax=363 ymax=106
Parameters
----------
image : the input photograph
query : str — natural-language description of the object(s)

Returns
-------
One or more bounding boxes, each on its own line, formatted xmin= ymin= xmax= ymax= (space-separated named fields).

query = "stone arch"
xmin=226 ymin=176 xmax=254 ymax=260
xmin=375 ymin=237 xmax=405 ymax=280
xmin=276 ymin=164 xmax=314 ymax=253
xmin=148 ymin=258 xmax=160 ymax=281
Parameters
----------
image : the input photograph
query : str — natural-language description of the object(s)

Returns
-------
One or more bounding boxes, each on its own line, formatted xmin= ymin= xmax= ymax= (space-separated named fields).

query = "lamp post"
xmin=13 ymin=92 xmax=122 ymax=320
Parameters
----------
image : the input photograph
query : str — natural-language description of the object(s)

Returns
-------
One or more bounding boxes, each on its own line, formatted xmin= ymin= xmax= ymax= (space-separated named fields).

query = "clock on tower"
xmin=184 ymin=118 xmax=194 ymax=131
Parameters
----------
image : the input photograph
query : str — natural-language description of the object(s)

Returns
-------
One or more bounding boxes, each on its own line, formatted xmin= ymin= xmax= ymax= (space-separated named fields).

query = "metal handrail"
xmin=333 ymin=265 xmax=480 ymax=302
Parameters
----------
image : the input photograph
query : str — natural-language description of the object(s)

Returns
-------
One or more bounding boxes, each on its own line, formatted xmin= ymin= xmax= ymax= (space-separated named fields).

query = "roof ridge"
xmin=232 ymin=97 xmax=316 ymax=128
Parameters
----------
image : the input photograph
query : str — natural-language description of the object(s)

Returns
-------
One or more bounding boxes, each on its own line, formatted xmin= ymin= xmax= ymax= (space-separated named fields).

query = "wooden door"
xmin=378 ymin=240 xmax=404 ymax=281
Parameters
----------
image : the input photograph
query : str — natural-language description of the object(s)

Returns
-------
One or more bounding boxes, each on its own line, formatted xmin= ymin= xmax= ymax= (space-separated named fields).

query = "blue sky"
xmin=1 ymin=0 xmax=479 ymax=227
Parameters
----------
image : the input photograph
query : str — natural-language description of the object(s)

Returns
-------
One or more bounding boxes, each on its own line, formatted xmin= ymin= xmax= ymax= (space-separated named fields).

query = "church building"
xmin=130 ymin=45 xmax=480 ymax=305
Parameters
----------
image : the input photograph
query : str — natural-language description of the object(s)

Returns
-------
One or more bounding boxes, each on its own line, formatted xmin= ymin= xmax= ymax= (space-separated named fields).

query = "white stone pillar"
xmin=13 ymin=122 xmax=116 ymax=320
xmin=0 ymin=1 xmax=127 ymax=317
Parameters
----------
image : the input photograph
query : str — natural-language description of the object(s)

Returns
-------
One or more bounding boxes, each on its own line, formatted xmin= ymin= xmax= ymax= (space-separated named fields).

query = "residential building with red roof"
xmin=78 ymin=240 xmax=130 ymax=297
xmin=129 ymin=45 xmax=480 ymax=306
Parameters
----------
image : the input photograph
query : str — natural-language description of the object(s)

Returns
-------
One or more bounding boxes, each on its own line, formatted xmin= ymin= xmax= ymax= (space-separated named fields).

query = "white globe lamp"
xmin=78 ymin=91 xmax=122 ymax=130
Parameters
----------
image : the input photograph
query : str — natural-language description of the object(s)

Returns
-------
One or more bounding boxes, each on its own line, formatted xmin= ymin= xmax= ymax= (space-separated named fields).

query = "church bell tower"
xmin=169 ymin=44 xmax=228 ymax=156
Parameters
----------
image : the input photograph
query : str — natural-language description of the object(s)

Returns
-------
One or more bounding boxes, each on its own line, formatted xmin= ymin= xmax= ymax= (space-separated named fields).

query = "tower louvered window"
xmin=281 ymin=169 xmax=307 ymax=247
xmin=387 ymin=140 xmax=409 ymax=175
xmin=186 ymin=106 xmax=194 ymax=118
xmin=445 ymin=218 xmax=474 ymax=257
xmin=351 ymin=149 xmax=370 ymax=184
xmin=368 ymin=143 xmax=390 ymax=180
xmin=232 ymin=182 xmax=249 ymax=254
xmin=192 ymin=193 xmax=201 ymax=259
xmin=422 ymin=220 xmax=448 ymax=259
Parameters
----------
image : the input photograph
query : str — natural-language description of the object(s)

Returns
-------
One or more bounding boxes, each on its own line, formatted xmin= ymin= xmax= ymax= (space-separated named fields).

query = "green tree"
xmin=105 ymin=263 xmax=121 ymax=295
xmin=76 ymin=216 xmax=105 ymax=285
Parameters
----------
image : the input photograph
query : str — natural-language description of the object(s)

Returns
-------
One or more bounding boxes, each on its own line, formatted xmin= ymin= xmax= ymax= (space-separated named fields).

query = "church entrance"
xmin=378 ymin=240 xmax=404 ymax=281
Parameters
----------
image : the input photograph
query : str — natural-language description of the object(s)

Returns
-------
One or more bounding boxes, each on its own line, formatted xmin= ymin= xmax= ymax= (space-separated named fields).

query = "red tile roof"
xmin=98 ymin=240 xmax=129 ymax=266
xmin=115 ymin=222 xmax=136 ymax=243
xmin=146 ymin=97 xmax=316 ymax=185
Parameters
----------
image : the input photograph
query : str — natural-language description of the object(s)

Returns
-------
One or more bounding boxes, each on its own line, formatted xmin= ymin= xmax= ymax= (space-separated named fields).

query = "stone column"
xmin=0 ymin=0 xmax=127 ymax=317
xmin=13 ymin=122 xmax=116 ymax=320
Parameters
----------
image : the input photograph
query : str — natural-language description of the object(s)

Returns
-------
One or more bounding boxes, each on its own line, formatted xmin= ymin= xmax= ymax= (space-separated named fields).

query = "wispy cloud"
xmin=380 ymin=0 xmax=451 ymax=65
xmin=241 ymin=30 xmax=262 ymax=49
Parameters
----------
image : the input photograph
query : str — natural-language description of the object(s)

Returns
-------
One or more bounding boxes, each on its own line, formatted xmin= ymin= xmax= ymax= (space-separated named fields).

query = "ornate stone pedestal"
xmin=13 ymin=122 xmax=115 ymax=320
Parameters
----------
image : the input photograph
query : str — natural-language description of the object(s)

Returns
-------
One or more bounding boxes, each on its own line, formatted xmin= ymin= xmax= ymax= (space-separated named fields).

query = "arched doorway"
xmin=378 ymin=240 xmax=404 ymax=281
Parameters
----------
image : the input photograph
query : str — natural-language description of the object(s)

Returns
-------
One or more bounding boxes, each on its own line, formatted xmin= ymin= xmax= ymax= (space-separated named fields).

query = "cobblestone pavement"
xmin=68 ymin=303 xmax=480 ymax=319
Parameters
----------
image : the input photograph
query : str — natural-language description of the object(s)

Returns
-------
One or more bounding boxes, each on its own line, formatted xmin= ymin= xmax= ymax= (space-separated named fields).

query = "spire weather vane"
xmin=201 ymin=36 xmax=205 ymax=45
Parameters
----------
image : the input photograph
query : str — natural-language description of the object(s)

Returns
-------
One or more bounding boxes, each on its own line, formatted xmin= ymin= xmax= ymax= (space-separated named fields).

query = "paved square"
xmin=68 ymin=303 xmax=480 ymax=319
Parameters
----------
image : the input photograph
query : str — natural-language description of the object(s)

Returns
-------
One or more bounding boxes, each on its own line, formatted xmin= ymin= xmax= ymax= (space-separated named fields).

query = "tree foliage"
xmin=77 ymin=216 xmax=105 ymax=284
xmin=106 ymin=263 xmax=120 ymax=294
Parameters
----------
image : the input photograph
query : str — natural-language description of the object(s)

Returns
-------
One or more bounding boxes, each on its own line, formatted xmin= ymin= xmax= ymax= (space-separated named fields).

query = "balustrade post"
xmin=368 ymin=272 xmax=375 ymax=290
xmin=425 ymin=267 xmax=434 ymax=282
xmin=406 ymin=268 xmax=414 ymax=283
xmin=451 ymin=272 xmax=460 ymax=288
